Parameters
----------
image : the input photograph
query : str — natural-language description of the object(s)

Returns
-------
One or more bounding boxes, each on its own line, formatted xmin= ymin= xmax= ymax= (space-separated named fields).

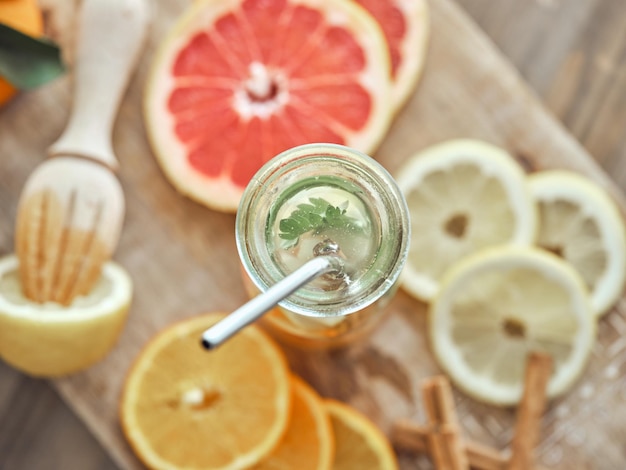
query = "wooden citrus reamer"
xmin=15 ymin=0 xmax=149 ymax=305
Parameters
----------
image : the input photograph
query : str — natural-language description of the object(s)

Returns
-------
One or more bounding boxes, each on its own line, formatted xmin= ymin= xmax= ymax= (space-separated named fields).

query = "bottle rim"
xmin=236 ymin=143 xmax=410 ymax=317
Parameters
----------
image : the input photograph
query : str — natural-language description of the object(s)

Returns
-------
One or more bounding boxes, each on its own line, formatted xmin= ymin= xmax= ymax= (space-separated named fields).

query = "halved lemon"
xmin=0 ymin=254 xmax=132 ymax=377
xmin=325 ymin=399 xmax=398 ymax=470
xmin=395 ymin=139 xmax=537 ymax=302
xmin=529 ymin=170 xmax=626 ymax=317
xmin=429 ymin=247 xmax=595 ymax=406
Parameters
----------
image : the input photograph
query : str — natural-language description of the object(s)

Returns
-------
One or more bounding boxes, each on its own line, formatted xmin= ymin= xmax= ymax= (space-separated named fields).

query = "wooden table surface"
xmin=1 ymin=0 xmax=625 ymax=468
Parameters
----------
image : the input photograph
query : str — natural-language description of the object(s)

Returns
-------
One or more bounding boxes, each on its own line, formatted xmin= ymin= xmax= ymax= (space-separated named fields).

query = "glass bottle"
xmin=236 ymin=143 xmax=410 ymax=349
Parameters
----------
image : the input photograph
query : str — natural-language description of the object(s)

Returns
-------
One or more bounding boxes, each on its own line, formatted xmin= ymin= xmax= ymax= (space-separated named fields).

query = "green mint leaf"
xmin=278 ymin=219 xmax=300 ymax=239
xmin=310 ymin=198 xmax=328 ymax=212
xmin=278 ymin=197 xmax=366 ymax=248
xmin=0 ymin=23 xmax=65 ymax=90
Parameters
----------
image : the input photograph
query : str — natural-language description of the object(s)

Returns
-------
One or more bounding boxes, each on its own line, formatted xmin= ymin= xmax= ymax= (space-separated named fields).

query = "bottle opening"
xmin=267 ymin=175 xmax=382 ymax=294
xmin=236 ymin=143 xmax=409 ymax=318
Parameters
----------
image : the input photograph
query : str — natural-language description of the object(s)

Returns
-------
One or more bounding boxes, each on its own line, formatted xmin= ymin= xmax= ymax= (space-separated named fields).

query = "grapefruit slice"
xmin=145 ymin=0 xmax=394 ymax=212
xmin=353 ymin=0 xmax=429 ymax=111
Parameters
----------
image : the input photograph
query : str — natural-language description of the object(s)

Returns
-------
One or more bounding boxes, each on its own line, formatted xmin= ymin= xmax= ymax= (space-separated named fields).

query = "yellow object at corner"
xmin=0 ymin=255 xmax=132 ymax=377
xmin=0 ymin=0 xmax=45 ymax=106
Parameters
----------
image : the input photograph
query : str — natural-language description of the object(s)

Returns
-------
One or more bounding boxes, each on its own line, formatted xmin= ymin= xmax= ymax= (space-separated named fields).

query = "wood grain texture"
xmin=457 ymin=0 xmax=626 ymax=190
xmin=0 ymin=363 xmax=117 ymax=470
xmin=1 ymin=0 xmax=625 ymax=469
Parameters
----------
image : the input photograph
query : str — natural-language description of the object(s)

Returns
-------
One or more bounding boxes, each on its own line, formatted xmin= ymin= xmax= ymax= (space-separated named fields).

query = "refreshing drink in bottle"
xmin=235 ymin=143 xmax=410 ymax=349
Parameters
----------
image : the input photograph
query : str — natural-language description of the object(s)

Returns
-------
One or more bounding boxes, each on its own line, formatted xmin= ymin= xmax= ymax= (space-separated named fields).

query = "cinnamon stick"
xmin=508 ymin=352 xmax=553 ymax=470
xmin=392 ymin=420 xmax=506 ymax=470
xmin=422 ymin=376 xmax=470 ymax=470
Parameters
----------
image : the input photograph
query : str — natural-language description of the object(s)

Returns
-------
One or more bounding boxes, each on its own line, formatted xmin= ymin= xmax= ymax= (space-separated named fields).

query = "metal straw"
xmin=201 ymin=255 xmax=340 ymax=350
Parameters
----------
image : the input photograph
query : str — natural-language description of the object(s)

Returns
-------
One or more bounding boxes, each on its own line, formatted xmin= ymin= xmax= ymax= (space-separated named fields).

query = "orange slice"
xmin=144 ymin=0 xmax=393 ymax=212
xmin=120 ymin=313 xmax=291 ymax=470
xmin=325 ymin=400 xmax=398 ymax=470
xmin=353 ymin=0 xmax=429 ymax=110
xmin=0 ymin=0 xmax=44 ymax=107
xmin=254 ymin=375 xmax=334 ymax=470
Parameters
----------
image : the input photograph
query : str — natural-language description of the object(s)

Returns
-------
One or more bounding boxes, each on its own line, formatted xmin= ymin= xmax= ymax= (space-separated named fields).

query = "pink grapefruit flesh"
xmin=145 ymin=0 xmax=393 ymax=212
xmin=354 ymin=0 xmax=429 ymax=111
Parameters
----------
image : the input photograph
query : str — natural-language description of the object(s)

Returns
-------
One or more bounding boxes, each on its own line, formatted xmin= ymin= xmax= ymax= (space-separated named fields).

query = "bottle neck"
xmin=236 ymin=144 xmax=409 ymax=318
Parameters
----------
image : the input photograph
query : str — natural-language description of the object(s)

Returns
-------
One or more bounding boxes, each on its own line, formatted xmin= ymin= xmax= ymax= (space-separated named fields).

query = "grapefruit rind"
xmin=355 ymin=0 xmax=430 ymax=111
xmin=390 ymin=0 xmax=429 ymax=111
xmin=144 ymin=0 xmax=394 ymax=213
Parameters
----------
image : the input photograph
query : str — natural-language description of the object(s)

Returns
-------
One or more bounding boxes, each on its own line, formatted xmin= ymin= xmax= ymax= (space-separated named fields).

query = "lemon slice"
xmin=429 ymin=247 xmax=595 ymax=406
xmin=0 ymin=254 xmax=132 ymax=377
xmin=396 ymin=139 xmax=537 ymax=301
xmin=529 ymin=170 xmax=626 ymax=317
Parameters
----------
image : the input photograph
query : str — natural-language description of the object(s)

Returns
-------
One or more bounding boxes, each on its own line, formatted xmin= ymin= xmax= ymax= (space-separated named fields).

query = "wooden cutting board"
xmin=1 ymin=0 xmax=624 ymax=468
